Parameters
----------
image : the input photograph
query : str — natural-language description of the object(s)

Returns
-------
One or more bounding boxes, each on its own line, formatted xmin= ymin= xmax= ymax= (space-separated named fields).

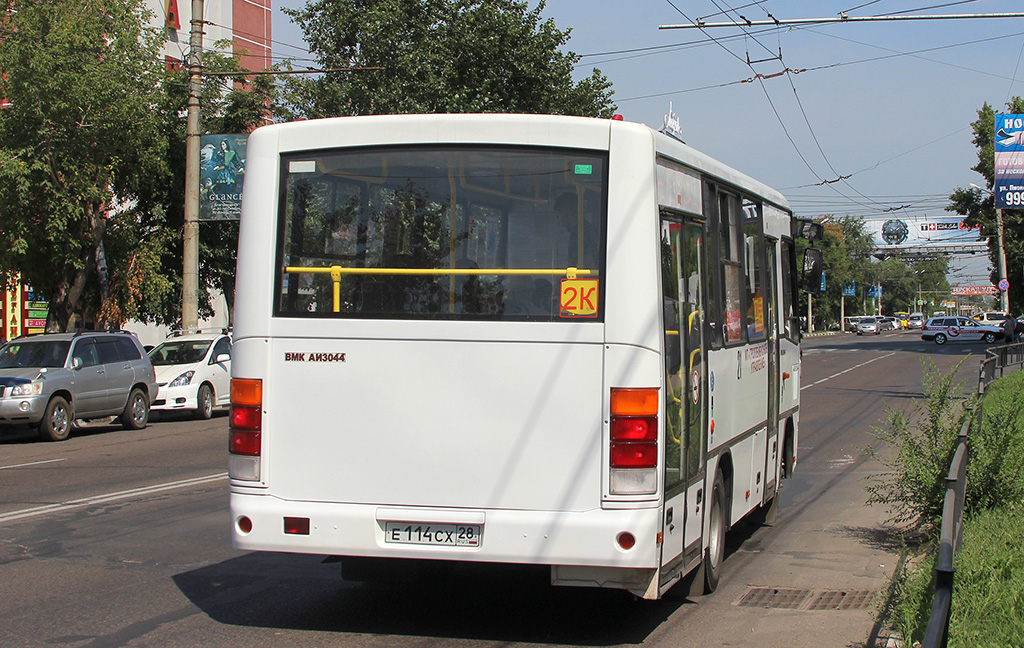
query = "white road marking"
xmin=0 ymin=472 xmax=228 ymax=523
xmin=800 ymin=352 xmax=896 ymax=391
xmin=0 ymin=458 xmax=67 ymax=470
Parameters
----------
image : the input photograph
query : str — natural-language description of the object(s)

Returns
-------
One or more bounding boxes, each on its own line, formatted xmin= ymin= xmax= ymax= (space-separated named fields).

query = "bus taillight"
xmin=609 ymin=388 xmax=658 ymax=495
xmin=229 ymin=378 xmax=263 ymax=481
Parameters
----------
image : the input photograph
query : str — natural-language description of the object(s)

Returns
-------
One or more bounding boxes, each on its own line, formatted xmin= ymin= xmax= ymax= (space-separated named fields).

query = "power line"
xmin=660 ymin=11 xmax=1024 ymax=30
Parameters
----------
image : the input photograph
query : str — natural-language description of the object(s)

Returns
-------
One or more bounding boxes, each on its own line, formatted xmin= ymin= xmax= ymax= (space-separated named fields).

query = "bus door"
xmin=660 ymin=217 xmax=707 ymax=586
xmin=763 ymin=238 xmax=780 ymax=499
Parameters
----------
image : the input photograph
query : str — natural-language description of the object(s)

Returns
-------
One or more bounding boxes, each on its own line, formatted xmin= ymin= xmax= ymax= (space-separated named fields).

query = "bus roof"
xmin=254 ymin=113 xmax=790 ymax=212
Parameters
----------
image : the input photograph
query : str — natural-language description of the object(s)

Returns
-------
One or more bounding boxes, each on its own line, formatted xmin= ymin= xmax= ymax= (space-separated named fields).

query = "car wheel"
xmin=935 ymin=333 xmax=947 ymax=345
xmin=39 ymin=396 xmax=73 ymax=442
xmin=984 ymin=332 xmax=996 ymax=344
xmin=121 ymin=388 xmax=150 ymax=430
xmin=195 ymin=384 xmax=214 ymax=420
xmin=703 ymin=468 xmax=727 ymax=593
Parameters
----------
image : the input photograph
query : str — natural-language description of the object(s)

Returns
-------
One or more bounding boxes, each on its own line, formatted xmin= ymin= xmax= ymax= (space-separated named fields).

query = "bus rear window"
xmin=275 ymin=146 xmax=606 ymax=321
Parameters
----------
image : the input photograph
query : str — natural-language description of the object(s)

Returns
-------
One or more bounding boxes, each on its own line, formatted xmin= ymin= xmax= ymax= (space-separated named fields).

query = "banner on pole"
xmin=200 ymin=134 xmax=247 ymax=220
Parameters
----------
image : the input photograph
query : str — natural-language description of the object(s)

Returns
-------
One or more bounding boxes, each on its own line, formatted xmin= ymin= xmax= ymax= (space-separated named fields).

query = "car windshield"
xmin=0 ymin=340 xmax=71 ymax=368
xmin=149 ymin=340 xmax=212 ymax=366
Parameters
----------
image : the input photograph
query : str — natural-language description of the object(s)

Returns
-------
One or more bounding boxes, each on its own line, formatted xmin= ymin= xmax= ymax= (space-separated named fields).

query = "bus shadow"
xmin=173 ymin=552 xmax=685 ymax=645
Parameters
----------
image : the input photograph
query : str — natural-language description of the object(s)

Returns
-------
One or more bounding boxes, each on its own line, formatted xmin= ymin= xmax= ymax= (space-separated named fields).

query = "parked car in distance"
xmin=148 ymin=330 xmax=231 ymax=419
xmin=921 ymin=316 xmax=1003 ymax=345
xmin=907 ymin=312 xmax=925 ymax=329
xmin=855 ymin=316 xmax=881 ymax=335
xmin=0 ymin=331 xmax=157 ymax=441
xmin=973 ymin=311 xmax=1010 ymax=324
xmin=845 ymin=316 xmax=864 ymax=332
xmin=878 ymin=316 xmax=897 ymax=331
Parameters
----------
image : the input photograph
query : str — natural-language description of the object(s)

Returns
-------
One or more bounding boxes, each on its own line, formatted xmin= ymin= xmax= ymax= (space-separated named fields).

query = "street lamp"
xmin=970 ymin=184 xmax=1009 ymax=313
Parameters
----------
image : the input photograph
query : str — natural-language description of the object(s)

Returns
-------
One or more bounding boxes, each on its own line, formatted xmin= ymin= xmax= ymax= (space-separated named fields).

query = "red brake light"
xmin=611 ymin=442 xmax=657 ymax=467
xmin=230 ymin=378 xmax=262 ymax=456
xmin=611 ymin=416 xmax=657 ymax=441
xmin=284 ymin=517 xmax=310 ymax=535
xmin=229 ymin=429 xmax=261 ymax=456
xmin=609 ymin=388 xmax=659 ymax=470
xmin=231 ymin=404 xmax=261 ymax=431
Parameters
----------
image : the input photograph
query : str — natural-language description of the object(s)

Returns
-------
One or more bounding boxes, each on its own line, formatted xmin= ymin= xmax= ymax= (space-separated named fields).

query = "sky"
xmin=265 ymin=0 xmax=1024 ymax=286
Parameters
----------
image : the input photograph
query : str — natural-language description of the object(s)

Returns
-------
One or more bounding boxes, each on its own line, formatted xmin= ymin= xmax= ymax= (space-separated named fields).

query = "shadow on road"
xmin=173 ymin=552 xmax=687 ymax=645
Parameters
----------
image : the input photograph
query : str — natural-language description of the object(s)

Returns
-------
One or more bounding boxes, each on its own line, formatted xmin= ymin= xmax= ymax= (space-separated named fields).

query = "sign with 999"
xmin=994 ymin=114 xmax=1024 ymax=209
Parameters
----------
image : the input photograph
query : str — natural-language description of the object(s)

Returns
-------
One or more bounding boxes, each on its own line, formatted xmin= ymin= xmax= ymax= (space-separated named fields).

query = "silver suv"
xmin=0 ymin=331 xmax=158 ymax=441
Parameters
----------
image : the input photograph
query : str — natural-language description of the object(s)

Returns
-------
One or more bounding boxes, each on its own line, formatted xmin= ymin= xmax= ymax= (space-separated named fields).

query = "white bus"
xmin=229 ymin=114 xmax=822 ymax=599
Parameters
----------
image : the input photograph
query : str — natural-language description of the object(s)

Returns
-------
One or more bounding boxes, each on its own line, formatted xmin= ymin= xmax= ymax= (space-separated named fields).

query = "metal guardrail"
xmin=920 ymin=341 xmax=1024 ymax=648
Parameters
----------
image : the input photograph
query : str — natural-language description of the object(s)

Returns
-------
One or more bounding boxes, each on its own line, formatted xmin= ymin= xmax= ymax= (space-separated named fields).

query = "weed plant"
xmin=870 ymin=364 xmax=1024 ymax=645
xmin=864 ymin=357 xmax=975 ymax=539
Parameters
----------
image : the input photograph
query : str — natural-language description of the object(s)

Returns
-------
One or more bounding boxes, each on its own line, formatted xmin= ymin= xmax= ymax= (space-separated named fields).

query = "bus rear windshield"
xmin=275 ymin=145 xmax=607 ymax=322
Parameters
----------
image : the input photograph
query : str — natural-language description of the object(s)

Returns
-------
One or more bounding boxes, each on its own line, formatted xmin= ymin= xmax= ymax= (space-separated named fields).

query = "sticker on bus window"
xmin=560 ymin=279 xmax=599 ymax=318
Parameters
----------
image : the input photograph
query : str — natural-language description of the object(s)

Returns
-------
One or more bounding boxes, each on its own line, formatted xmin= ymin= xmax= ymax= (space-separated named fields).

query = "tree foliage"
xmin=796 ymin=216 xmax=948 ymax=328
xmin=947 ymin=98 xmax=1024 ymax=313
xmin=0 ymin=0 xmax=170 ymax=331
xmin=146 ymin=49 xmax=280 ymax=326
xmin=282 ymin=0 xmax=615 ymax=119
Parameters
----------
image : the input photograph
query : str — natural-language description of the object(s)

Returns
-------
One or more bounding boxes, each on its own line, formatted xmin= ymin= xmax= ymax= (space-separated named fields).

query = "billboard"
xmin=200 ymin=134 xmax=247 ymax=220
xmin=869 ymin=216 xmax=983 ymax=250
xmin=994 ymin=114 xmax=1024 ymax=209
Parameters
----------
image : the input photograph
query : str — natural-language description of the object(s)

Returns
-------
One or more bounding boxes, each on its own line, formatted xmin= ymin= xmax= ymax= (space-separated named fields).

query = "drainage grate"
xmin=737 ymin=588 xmax=875 ymax=611
xmin=737 ymin=588 xmax=813 ymax=609
xmin=806 ymin=590 xmax=875 ymax=611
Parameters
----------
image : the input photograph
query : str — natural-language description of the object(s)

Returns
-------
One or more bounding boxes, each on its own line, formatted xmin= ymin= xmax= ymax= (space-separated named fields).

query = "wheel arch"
xmin=712 ymin=451 xmax=734 ymax=531
xmin=781 ymin=417 xmax=796 ymax=479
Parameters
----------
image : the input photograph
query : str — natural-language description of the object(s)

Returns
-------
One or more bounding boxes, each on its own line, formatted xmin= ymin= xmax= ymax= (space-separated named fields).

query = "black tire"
xmin=703 ymin=469 xmax=727 ymax=593
xmin=121 ymin=388 xmax=150 ymax=430
xmin=194 ymin=384 xmax=214 ymax=420
xmin=39 ymin=396 xmax=73 ymax=442
xmin=983 ymin=332 xmax=996 ymax=344
xmin=935 ymin=333 xmax=947 ymax=345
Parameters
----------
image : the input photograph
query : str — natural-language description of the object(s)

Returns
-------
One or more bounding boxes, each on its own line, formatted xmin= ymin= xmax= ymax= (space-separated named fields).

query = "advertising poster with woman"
xmin=200 ymin=134 xmax=247 ymax=220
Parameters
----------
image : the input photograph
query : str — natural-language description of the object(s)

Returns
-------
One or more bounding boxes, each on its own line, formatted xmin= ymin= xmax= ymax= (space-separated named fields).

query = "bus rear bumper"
xmin=230 ymin=492 xmax=661 ymax=570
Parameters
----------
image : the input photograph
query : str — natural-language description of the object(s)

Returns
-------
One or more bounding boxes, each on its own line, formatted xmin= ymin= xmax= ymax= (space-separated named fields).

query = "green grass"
xmin=947 ymin=502 xmax=1024 ymax=647
xmin=884 ymin=368 xmax=1024 ymax=646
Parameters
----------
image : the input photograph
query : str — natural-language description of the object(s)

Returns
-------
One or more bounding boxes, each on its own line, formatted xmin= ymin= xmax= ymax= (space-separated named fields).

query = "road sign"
xmin=999 ymin=278 xmax=1010 ymax=291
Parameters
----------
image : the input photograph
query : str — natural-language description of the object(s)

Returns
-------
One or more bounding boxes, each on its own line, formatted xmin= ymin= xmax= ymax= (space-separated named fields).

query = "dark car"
xmin=0 ymin=331 xmax=158 ymax=441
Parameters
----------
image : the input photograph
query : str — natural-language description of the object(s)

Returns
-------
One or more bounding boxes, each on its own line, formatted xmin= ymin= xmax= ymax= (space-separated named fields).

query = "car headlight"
xmin=168 ymin=371 xmax=195 ymax=388
xmin=11 ymin=381 xmax=43 ymax=396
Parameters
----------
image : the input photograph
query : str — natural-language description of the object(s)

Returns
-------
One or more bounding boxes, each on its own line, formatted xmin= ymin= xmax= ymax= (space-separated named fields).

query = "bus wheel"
xmin=704 ymin=469 xmax=726 ymax=593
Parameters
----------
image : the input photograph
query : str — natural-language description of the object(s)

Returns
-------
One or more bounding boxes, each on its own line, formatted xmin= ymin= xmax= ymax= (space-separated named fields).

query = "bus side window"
xmin=703 ymin=181 xmax=723 ymax=348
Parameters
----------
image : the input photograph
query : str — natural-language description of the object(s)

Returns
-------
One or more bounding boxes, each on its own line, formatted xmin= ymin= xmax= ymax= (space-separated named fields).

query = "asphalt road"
xmin=0 ymin=329 xmax=987 ymax=648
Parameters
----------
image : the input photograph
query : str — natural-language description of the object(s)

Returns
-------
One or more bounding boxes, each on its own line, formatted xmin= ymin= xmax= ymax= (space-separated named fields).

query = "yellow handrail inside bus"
xmin=285 ymin=265 xmax=595 ymax=312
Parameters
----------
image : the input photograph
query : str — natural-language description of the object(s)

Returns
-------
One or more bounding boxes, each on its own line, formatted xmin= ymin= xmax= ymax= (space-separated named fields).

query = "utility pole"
xmin=182 ymin=0 xmax=204 ymax=331
xmin=996 ymin=207 xmax=1009 ymax=313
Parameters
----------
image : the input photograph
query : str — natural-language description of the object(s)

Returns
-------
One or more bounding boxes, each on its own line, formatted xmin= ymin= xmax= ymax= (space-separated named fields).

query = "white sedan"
xmin=148 ymin=332 xmax=231 ymax=419
xmin=920 ymin=317 xmax=1003 ymax=345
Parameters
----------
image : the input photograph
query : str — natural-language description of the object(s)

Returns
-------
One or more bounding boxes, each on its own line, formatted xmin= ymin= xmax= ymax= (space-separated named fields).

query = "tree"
xmin=797 ymin=216 xmax=875 ymax=326
xmin=948 ymin=98 xmax=1024 ymax=313
xmin=145 ymin=49 xmax=281 ymax=326
xmin=281 ymin=0 xmax=615 ymax=119
xmin=0 ymin=0 xmax=170 ymax=332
